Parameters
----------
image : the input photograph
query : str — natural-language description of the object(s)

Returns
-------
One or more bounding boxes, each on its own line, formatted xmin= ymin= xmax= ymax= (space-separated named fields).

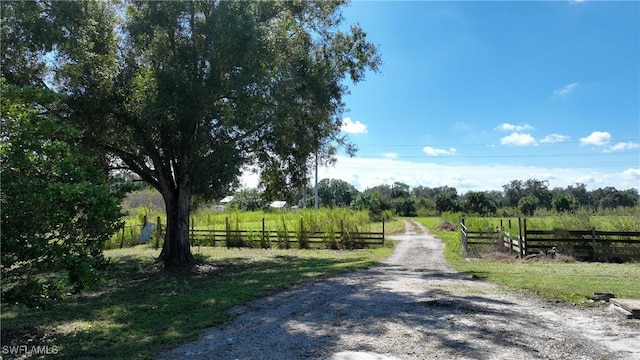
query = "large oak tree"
xmin=6 ymin=1 xmax=380 ymax=266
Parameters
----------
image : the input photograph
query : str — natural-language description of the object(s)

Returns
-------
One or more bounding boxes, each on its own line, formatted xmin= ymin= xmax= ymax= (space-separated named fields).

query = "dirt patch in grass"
xmin=435 ymin=219 xmax=457 ymax=231
xmin=477 ymin=251 xmax=577 ymax=264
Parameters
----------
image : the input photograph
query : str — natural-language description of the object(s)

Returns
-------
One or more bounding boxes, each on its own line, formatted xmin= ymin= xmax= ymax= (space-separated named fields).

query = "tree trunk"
xmin=159 ymin=186 xmax=194 ymax=267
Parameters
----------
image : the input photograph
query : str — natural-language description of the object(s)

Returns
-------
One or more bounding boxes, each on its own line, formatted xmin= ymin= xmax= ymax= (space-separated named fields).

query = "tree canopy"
xmin=2 ymin=0 xmax=381 ymax=266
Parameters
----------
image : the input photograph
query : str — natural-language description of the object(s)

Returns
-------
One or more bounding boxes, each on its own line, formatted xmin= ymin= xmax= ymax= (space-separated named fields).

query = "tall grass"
xmin=106 ymin=208 xmax=373 ymax=249
xmin=450 ymin=212 xmax=640 ymax=233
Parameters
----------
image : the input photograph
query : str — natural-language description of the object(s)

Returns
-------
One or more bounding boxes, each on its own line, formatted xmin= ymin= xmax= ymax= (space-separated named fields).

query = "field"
xmin=419 ymin=217 xmax=640 ymax=304
xmin=442 ymin=211 xmax=640 ymax=233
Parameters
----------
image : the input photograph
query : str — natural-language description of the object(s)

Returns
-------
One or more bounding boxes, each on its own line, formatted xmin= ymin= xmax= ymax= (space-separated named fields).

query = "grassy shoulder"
xmin=416 ymin=217 xmax=640 ymax=304
xmin=1 ymin=242 xmax=394 ymax=359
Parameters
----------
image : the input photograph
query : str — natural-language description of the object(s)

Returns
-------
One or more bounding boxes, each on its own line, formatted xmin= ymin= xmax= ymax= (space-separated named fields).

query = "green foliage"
xmin=228 ymin=189 xmax=263 ymax=211
xmin=551 ymin=193 xmax=578 ymax=213
xmin=518 ymin=195 xmax=539 ymax=216
xmin=317 ymin=178 xmax=359 ymax=207
xmin=462 ymin=191 xmax=497 ymax=216
xmin=392 ymin=197 xmax=417 ymax=217
xmin=434 ymin=188 xmax=460 ymax=214
xmin=352 ymin=192 xmax=384 ymax=220
xmin=593 ymin=187 xmax=638 ymax=209
xmin=0 ymin=81 xmax=125 ymax=309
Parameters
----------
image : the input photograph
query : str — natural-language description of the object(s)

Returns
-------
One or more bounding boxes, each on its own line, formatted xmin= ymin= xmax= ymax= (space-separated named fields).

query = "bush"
xmin=1 ymin=82 xmax=125 ymax=308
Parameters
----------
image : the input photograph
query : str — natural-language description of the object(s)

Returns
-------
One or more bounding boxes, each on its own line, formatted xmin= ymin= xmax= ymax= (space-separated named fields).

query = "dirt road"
xmin=159 ymin=220 xmax=640 ymax=359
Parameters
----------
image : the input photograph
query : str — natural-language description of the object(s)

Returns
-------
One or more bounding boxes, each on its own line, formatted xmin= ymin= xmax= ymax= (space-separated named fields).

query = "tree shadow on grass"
xmin=0 ymin=251 xmax=381 ymax=359
xmin=157 ymin=262 xmax=585 ymax=360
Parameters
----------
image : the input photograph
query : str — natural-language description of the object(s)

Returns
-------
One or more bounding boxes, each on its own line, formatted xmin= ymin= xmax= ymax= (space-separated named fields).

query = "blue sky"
xmin=314 ymin=0 xmax=639 ymax=193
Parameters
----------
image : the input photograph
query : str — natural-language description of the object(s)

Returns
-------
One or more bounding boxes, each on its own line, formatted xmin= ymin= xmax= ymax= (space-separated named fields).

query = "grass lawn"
xmin=1 ymin=243 xmax=394 ymax=359
xmin=417 ymin=217 xmax=640 ymax=304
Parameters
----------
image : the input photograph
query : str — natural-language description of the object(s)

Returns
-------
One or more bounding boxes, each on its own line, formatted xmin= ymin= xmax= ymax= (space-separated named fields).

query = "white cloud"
xmin=340 ymin=117 xmax=367 ymax=134
xmin=315 ymin=156 xmax=638 ymax=192
xmin=603 ymin=142 xmax=640 ymax=153
xmin=500 ymin=132 xmax=538 ymax=146
xmin=621 ymin=169 xmax=640 ymax=184
xmin=496 ymin=123 xmax=534 ymax=132
xmin=540 ymin=133 xmax=570 ymax=144
xmin=241 ymin=156 xmax=640 ymax=193
xmin=554 ymin=82 xmax=579 ymax=95
xmin=423 ymin=146 xmax=457 ymax=156
xmin=383 ymin=152 xmax=398 ymax=159
xmin=580 ymin=131 xmax=611 ymax=146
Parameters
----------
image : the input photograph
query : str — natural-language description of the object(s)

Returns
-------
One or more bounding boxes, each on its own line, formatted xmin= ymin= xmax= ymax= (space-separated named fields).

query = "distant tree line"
xmin=227 ymin=178 xmax=639 ymax=220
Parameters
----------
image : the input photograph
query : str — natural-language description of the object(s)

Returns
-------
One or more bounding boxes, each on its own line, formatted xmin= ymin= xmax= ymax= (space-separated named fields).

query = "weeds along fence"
xmin=112 ymin=216 xmax=385 ymax=250
xmin=461 ymin=218 xmax=640 ymax=262
xmin=191 ymin=217 xmax=385 ymax=249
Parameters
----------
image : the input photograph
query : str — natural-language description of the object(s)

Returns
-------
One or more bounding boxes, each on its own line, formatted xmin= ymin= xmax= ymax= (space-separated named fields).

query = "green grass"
xmin=418 ymin=217 xmax=640 ymax=304
xmin=1 ymin=243 xmax=394 ymax=359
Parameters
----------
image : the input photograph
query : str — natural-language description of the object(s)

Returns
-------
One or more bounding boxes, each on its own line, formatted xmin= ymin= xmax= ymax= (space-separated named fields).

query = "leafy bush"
xmin=1 ymin=82 xmax=125 ymax=308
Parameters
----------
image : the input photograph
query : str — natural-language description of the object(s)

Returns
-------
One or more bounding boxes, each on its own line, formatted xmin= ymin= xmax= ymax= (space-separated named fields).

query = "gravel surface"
xmin=158 ymin=220 xmax=640 ymax=360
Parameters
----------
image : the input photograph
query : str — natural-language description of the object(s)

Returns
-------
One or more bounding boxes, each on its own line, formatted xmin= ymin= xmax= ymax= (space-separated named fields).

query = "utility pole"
xmin=314 ymin=150 xmax=319 ymax=209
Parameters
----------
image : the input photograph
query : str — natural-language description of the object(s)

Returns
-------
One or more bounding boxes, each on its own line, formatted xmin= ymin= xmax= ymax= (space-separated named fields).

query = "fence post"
xmin=340 ymin=219 xmax=344 ymax=244
xmin=461 ymin=218 xmax=468 ymax=256
xmin=300 ymin=218 xmax=305 ymax=248
xmin=592 ymin=228 xmax=597 ymax=260
xmin=382 ymin=219 xmax=385 ymax=244
xmin=520 ymin=218 xmax=527 ymax=256
xmin=262 ymin=218 xmax=266 ymax=246
xmin=226 ymin=217 xmax=229 ymax=245
xmin=155 ymin=216 xmax=161 ymax=250
xmin=120 ymin=224 xmax=125 ymax=249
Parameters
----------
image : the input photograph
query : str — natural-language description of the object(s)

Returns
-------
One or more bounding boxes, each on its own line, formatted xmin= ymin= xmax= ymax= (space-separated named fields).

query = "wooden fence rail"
xmin=461 ymin=218 xmax=524 ymax=256
xmin=190 ymin=218 xmax=385 ymax=249
xmin=461 ymin=218 xmax=640 ymax=262
xmin=117 ymin=217 xmax=385 ymax=249
xmin=521 ymin=218 xmax=640 ymax=261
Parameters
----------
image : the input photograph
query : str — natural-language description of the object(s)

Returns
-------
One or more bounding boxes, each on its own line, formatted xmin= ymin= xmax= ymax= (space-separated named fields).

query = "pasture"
xmin=420 ymin=217 xmax=640 ymax=304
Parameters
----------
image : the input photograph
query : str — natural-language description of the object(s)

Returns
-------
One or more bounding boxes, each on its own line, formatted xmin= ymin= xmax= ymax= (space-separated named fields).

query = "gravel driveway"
xmin=159 ymin=220 xmax=640 ymax=360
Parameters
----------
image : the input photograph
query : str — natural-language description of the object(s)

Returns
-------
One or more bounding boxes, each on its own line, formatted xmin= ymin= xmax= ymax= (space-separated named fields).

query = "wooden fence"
xmin=520 ymin=218 xmax=640 ymax=261
xmin=190 ymin=218 xmax=385 ymax=249
xmin=460 ymin=218 xmax=524 ymax=257
xmin=461 ymin=218 xmax=640 ymax=261
xmin=117 ymin=217 xmax=385 ymax=249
